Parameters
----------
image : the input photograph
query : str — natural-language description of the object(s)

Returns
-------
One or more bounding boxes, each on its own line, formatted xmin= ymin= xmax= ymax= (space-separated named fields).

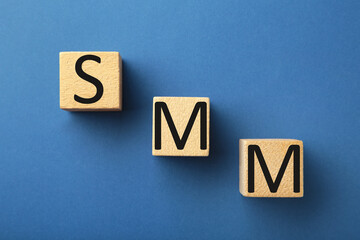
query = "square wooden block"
xmin=239 ymin=139 xmax=303 ymax=198
xmin=152 ymin=97 xmax=210 ymax=157
xmin=60 ymin=52 xmax=122 ymax=111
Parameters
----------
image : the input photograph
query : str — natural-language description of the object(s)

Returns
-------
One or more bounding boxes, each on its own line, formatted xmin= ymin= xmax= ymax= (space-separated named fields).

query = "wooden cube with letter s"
xmin=59 ymin=51 xmax=122 ymax=111
xmin=239 ymin=139 xmax=303 ymax=197
xmin=152 ymin=97 xmax=210 ymax=157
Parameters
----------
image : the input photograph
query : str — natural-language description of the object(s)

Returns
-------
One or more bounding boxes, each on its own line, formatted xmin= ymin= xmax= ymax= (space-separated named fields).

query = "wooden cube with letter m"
xmin=239 ymin=139 xmax=303 ymax=197
xmin=60 ymin=52 xmax=122 ymax=111
xmin=152 ymin=97 xmax=210 ymax=157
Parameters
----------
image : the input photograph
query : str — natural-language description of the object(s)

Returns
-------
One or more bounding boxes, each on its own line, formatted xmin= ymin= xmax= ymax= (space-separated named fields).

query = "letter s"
xmin=74 ymin=55 xmax=104 ymax=104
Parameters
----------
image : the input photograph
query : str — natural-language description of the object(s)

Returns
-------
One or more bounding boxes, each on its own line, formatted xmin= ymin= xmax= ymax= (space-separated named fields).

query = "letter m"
xmin=154 ymin=102 xmax=207 ymax=150
xmin=248 ymin=145 xmax=300 ymax=193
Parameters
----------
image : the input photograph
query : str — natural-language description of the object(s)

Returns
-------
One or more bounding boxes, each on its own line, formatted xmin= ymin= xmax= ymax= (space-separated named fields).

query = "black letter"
xmin=248 ymin=145 xmax=300 ymax=193
xmin=155 ymin=102 xmax=207 ymax=150
xmin=74 ymin=55 xmax=104 ymax=104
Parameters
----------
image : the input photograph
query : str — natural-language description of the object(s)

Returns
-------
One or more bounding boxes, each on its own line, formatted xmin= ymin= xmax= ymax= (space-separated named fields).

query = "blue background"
xmin=0 ymin=1 xmax=359 ymax=239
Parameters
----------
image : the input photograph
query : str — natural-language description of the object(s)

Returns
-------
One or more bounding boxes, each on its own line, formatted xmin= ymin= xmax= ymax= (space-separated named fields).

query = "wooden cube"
xmin=239 ymin=139 xmax=303 ymax=197
xmin=152 ymin=97 xmax=210 ymax=157
xmin=60 ymin=52 xmax=122 ymax=111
